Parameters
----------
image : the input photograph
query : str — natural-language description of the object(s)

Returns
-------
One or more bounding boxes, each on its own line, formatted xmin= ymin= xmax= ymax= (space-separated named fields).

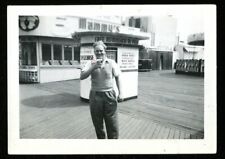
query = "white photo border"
xmin=8 ymin=5 xmax=217 ymax=154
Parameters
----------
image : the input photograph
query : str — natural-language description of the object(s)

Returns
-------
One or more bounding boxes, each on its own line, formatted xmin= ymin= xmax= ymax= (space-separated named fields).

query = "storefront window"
xmin=53 ymin=44 xmax=62 ymax=60
xmin=132 ymin=39 xmax=138 ymax=44
xmin=135 ymin=18 xmax=141 ymax=28
xmin=88 ymin=22 xmax=93 ymax=30
xmin=94 ymin=23 xmax=100 ymax=31
xmin=106 ymin=37 xmax=112 ymax=42
xmin=74 ymin=46 xmax=80 ymax=62
xmin=95 ymin=36 xmax=105 ymax=42
xmin=79 ymin=18 xmax=86 ymax=29
xmin=101 ymin=24 xmax=107 ymax=32
xmin=128 ymin=39 xmax=132 ymax=44
xmin=129 ymin=17 xmax=135 ymax=27
xmin=21 ymin=42 xmax=37 ymax=65
xmin=64 ymin=45 xmax=72 ymax=60
xmin=106 ymin=47 xmax=117 ymax=62
xmin=42 ymin=43 xmax=51 ymax=62
xmin=108 ymin=25 xmax=112 ymax=32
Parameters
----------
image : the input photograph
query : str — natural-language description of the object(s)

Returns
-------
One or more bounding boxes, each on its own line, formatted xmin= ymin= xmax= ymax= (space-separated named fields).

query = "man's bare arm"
xmin=115 ymin=75 xmax=123 ymax=101
xmin=80 ymin=62 xmax=101 ymax=80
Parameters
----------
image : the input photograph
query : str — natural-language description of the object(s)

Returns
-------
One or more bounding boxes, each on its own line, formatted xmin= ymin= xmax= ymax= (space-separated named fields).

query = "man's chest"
xmin=92 ymin=63 xmax=113 ymax=80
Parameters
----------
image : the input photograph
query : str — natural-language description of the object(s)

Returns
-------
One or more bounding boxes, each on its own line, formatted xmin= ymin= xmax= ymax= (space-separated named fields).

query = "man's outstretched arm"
xmin=80 ymin=61 xmax=101 ymax=80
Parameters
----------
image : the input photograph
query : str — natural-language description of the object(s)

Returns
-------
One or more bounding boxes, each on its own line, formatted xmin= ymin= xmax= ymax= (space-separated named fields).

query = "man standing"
xmin=80 ymin=41 xmax=122 ymax=139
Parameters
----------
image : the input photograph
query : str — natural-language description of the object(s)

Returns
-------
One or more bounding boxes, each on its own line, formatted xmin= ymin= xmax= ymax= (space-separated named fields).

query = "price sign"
xmin=119 ymin=52 xmax=138 ymax=70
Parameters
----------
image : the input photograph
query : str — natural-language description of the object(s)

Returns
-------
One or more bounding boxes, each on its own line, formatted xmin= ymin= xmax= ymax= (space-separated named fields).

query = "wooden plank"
xmin=145 ymin=122 xmax=157 ymax=139
xmin=119 ymin=101 xmax=204 ymax=132
xmin=174 ymin=129 xmax=180 ymax=139
xmin=120 ymin=117 xmax=138 ymax=139
xmin=152 ymin=123 xmax=161 ymax=139
xmin=139 ymin=120 xmax=154 ymax=139
xmin=161 ymin=127 xmax=170 ymax=139
xmin=118 ymin=115 xmax=134 ymax=138
xmin=21 ymin=109 xmax=72 ymax=138
xmin=119 ymin=96 xmax=203 ymax=130
xmin=156 ymin=125 xmax=167 ymax=139
xmin=20 ymin=70 xmax=204 ymax=139
xmin=125 ymin=118 xmax=141 ymax=139
xmin=129 ymin=119 xmax=145 ymax=139
xmin=118 ymin=114 xmax=133 ymax=132
xmin=190 ymin=134 xmax=197 ymax=139
xmin=136 ymin=119 xmax=152 ymax=139
xmin=168 ymin=128 xmax=175 ymax=139
xmin=179 ymin=131 xmax=185 ymax=139
xmin=72 ymin=120 xmax=94 ymax=138
xmin=47 ymin=109 xmax=90 ymax=138
xmin=184 ymin=132 xmax=190 ymax=139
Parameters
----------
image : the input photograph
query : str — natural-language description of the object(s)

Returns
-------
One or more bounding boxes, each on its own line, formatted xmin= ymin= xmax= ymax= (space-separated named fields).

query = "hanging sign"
xmin=19 ymin=16 xmax=39 ymax=31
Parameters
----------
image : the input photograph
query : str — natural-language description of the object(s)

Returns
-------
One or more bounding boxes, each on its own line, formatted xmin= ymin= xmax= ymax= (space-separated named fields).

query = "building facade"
xmin=173 ymin=33 xmax=204 ymax=62
xmin=124 ymin=16 xmax=177 ymax=70
xmin=19 ymin=16 xmax=148 ymax=83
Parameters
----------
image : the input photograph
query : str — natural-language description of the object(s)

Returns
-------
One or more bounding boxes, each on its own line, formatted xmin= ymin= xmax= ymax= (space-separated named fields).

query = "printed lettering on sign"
xmin=119 ymin=52 xmax=138 ymax=70
xmin=80 ymin=48 xmax=94 ymax=68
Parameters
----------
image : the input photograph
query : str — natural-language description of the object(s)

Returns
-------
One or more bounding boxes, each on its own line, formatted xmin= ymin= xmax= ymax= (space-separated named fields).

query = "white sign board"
xmin=118 ymin=47 xmax=139 ymax=71
xmin=80 ymin=47 xmax=94 ymax=68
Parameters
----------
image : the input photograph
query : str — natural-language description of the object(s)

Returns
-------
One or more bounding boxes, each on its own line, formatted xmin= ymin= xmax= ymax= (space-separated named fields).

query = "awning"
xmin=183 ymin=46 xmax=198 ymax=53
xmin=73 ymin=31 xmax=149 ymax=40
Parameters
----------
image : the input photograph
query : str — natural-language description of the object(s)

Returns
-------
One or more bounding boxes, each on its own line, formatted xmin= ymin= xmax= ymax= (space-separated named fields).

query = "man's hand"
xmin=117 ymin=93 xmax=124 ymax=102
xmin=91 ymin=59 xmax=103 ymax=70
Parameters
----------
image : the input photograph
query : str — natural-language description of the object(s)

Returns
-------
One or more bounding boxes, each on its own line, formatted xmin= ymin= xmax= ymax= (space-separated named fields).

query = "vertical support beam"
xmin=51 ymin=44 xmax=54 ymax=61
xmin=36 ymin=40 xmax=40 ymax=82
xmin=72 ymin=46 xmax=74 ymax=61
xmin=39 ymin=41 xmax=42 ymax=64
xmin=62 ymin=45 xmax=64 ymax=61
xmin=27 ymin=45 xmax=31 ymax=65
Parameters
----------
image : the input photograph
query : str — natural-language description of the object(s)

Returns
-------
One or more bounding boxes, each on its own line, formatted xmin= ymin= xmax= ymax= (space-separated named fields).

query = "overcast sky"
xmin=123 ymin=5 xmax=205 ymax=43
xmin=174 ymin=14 xmax=204 ymax=43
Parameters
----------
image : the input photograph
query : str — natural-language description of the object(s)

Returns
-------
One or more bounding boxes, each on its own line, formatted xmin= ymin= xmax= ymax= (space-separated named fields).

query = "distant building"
xmin=124 ymin=16 xmax=177 ymax=70
xmin=173 ymin=33 xmax=204 ymax=67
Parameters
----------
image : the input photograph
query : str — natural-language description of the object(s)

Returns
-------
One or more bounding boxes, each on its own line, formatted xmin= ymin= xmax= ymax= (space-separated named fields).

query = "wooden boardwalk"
xmin=20 ymin=70 xmax=204 ymax=139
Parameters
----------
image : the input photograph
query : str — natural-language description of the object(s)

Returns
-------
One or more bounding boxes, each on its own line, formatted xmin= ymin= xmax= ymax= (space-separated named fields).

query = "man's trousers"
xmin=89 ymin=90 xmax=119 ymax=139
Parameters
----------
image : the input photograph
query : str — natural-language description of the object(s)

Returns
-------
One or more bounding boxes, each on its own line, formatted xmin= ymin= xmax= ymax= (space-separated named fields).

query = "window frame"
xmin=79 ymin=18 xmax=87 ymax=29
xmin=41 ymin=42 xmax=80 ymax=66
xmin=41 ymin=43 xmax=52 ymax=64
xmin=94 ymin=22 xmax=100 ymax=31
xmin=64 ymin=45 xmax=73 ymax=61
xmin=20 ymin=41 xmax=37 ymax=66
xmin=101 ymin=24 xmax=107 ymax=32
xmin=53 ymin=44 xmax=62 ymax=61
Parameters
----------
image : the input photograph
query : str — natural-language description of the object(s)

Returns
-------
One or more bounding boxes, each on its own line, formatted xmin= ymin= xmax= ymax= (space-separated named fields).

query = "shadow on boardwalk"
xmin=22 ymin=93 xmax=86 ymax=108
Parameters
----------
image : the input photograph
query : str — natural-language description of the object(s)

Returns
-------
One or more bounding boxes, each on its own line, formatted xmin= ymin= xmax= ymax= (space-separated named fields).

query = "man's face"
xmin=94 ymin=45 xmax=106 ymax=60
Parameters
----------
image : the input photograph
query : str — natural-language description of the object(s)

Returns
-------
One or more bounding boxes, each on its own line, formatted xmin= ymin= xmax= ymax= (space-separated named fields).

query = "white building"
xmin=173 ymin=33 xmax=204 ymax=66
xmin=19 ymin=16 xmax=148 ymax=83
xmin=124 ymin=16 xmax=177 ymax=70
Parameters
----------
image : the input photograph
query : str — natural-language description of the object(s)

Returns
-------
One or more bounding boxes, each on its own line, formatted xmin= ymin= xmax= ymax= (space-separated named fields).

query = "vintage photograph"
xmin=8 ymin=5 xmax=216 ymax=154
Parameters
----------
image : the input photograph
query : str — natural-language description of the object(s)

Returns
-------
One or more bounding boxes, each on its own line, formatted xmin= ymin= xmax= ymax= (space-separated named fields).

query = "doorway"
xmin=20 ymin=42 xmax=37 ymax=66
xmin=106 ymin=47 xmax=117 ymax=62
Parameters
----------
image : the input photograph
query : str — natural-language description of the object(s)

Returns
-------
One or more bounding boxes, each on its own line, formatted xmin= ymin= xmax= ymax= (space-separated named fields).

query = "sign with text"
xmin=19 ymin=65 xmax=38 ymax=70
xmin=119 ymin=51 xmax=138 ymax=70
xmin=80 ymin=47 xmax=94 ymax=68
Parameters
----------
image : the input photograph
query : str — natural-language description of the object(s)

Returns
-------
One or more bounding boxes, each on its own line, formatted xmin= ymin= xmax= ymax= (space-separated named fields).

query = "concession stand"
xmin=73 ymin=31 xmax=149 ymax=101
xmin=19 ymin=16 xmax=81 ymax=83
